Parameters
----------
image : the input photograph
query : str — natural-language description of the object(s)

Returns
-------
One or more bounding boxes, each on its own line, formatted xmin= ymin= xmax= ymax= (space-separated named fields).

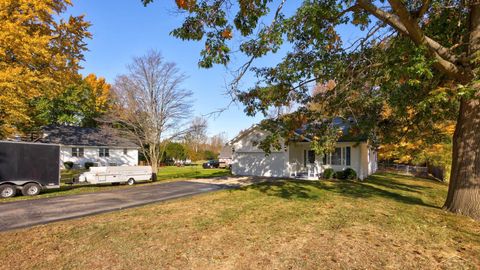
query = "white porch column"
xmin=285 ymin=143 xmax=291 ymax=177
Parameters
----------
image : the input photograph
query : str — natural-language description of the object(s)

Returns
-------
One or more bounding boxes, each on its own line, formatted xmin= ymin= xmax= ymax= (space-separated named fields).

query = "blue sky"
xmin=66 ymin=1 xmax=363 ymax=140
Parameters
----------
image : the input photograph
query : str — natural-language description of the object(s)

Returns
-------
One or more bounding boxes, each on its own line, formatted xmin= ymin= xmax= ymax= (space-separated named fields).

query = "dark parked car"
xmin=202 ymin=160 xmax=220 ymax=169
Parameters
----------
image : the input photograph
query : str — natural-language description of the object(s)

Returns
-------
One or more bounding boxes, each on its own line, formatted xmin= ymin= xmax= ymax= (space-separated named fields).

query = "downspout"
xmin=284 ymin=142 xmax=289 ymax=177
xmin=359 ymin=143 xmax=364 ymax=180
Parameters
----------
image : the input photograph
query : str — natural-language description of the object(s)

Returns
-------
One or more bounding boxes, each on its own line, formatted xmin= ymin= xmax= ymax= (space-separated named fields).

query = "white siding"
xmin=232 ymin=152 xmax=287 ymax=177
xmin=358 ymin=142 xmax=378 ymax=180
xmin=232 ymin=129 xmax=286 ymax=153
xmin=287 ymin=141 xmax=364 ymax=178
xmin=60 ymin=146 xmax=138 ymax=168
xmin=230 ymin=127 xmax=377 ymax=180
xmin=231 ymin=128 xmax=288 ymax=177
xmin=368 ymin=147 xmax=378 ymax=175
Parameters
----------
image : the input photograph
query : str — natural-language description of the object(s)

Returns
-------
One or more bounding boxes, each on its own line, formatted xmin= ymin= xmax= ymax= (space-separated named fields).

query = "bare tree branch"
xmin=105 ymin=50 xmax=193 ymax=177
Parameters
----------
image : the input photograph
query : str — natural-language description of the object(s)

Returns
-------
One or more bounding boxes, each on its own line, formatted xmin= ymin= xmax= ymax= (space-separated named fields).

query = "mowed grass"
xmin=1 ymin=165 xmax=230 ymax=203
xmin=156 ymin=164 xmax=230 ymax=181
xmin=0 ymin=173 xmax=478 ymax=269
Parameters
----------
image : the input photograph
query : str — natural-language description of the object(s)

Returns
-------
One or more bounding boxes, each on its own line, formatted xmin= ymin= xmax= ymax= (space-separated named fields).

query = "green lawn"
xmin=156 ymin=165 xmax=230 ymax=180
xmin=0 ymin=172 xmax=478 ymax=269
xmin=1 ymin=165 xmax=230 ymax=203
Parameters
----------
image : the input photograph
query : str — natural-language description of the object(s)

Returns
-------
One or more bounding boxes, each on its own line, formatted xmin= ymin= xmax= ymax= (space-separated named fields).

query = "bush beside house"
xmin=322 ymin=168 xmax=357 ymax=180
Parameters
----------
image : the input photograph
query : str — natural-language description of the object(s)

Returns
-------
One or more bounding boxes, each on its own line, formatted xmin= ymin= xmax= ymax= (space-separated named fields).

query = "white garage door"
xmin=232 ymin=152 xmax=287 ymax=177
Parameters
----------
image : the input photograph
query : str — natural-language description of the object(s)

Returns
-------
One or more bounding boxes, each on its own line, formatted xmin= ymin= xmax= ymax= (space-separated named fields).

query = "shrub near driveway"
xmin=0 ymin=172 xmax=478 ymax=269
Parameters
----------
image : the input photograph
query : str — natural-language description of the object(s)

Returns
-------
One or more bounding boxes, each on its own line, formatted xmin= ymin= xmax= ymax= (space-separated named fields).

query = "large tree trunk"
xmin=149 ymin=145 xmax=158 ymax=182
xmin=444 ymin=92 xmax=480 ymax=220
xmin=151 ymin=162 xmax=158 ymax=182
xmin=443 ymin=1 xmax=480 ymax=220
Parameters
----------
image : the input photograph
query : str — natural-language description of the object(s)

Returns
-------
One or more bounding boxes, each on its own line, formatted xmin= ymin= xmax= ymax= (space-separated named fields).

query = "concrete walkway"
xmin=191 ymin=175 xmax=269 ymax=187
xmin=0 ymin=181 xmax=226 ymax=232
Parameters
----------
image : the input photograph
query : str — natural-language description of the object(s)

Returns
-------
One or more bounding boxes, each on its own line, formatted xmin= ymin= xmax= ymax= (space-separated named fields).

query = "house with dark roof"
xmin=228 ymin=119 xmax=377 ymax=180
xmin=39 ymin=126 xmax=139 ymax=168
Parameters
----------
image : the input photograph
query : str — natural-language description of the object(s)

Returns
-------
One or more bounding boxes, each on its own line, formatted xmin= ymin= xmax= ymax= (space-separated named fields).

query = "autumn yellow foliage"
xmin=378 ymin=122 xmax=455 ymax=180
xmin=83 ymin=74 xmax=112 ymax=113
xmin=0 ymin=0 xmax=91 ymax=137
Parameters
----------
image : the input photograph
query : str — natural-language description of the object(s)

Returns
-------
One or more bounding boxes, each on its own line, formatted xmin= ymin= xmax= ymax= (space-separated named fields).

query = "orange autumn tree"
xmin=82 ymin=74 xmax=113 ymax=126
xmin=376 ymin=86 xmax=456 ymax=181
xmin=0 ymin=0 xmax=91 ymax=137
xmin=379 ymin=123 xmax=455 ymax=163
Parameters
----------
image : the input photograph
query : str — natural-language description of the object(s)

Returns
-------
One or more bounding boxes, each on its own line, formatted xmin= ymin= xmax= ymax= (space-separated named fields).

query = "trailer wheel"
xmin=0 ymin=184 xmax=16 ymax=198
xmin=127 ymin=178 xmax=136 ymax=186
xmin=22 ymin=183 xmax=41 ymax=196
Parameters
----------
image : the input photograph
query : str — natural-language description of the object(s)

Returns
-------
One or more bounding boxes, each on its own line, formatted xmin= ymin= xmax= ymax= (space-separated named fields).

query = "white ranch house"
xmin=39 ymin=126 xmax=139 ymax=168
xmin=230 ymin=124 xmax=377 ymax=180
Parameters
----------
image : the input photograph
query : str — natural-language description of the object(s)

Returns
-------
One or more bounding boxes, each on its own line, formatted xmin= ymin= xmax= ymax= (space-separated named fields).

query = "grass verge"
xmin=0 ymin=172 xmax=478 ymax=269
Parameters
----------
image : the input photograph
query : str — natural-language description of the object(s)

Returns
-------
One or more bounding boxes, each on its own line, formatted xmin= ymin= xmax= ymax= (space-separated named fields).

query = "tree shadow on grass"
xmin=365 ymin=176 xmax=430 ymax=194
xmin=245 ymin=177 xmax=440 ymax=209
xmin=253 ymin=181 xmax=320 ymax=200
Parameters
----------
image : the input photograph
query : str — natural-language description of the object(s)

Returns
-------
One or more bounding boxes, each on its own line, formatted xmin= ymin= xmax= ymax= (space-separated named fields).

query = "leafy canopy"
xmin=34 ymin=74 xmax=113 ymax=128
xmin=141 ymin=0 xmax=471 ymax=156
xmin=164 ymin=142 xmax=188 ymax=161
xmin=0 ymin=0 xmax=91 ymax=137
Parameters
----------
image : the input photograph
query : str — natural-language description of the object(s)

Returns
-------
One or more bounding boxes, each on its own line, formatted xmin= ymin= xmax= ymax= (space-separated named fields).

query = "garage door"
xmin=232 ymin=152 xmax=287 ymax=177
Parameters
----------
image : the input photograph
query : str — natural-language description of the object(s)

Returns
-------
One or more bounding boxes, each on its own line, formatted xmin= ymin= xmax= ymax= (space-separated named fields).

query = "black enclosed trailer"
xmin=0 ymin=141 xmax=60 ymax=198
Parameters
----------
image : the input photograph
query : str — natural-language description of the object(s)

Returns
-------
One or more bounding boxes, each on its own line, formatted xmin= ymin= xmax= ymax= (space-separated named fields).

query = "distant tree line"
xmin=163 ymin=130 xmax=228 ymax=164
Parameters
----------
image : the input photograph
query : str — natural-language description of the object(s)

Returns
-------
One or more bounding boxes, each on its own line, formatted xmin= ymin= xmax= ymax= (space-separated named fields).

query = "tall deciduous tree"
xmin=108 ymin=50 xmax=193 ymax=180
xmin=185 ymin=116 xmax=208 ymax=153
xmin=143 ymin=0 xmax=480 ymax=219
xmin=209 ymin=132 xmax=229 ymax=154
xmin=34 ymin=74 xmax=112 ymax=127
xmin=0 ymin=0 xmax=91 ymax=137
xmin=164 ymin=142 xmax=187 ymax=161
xmin=82 ymin=74 xmax=113 ymax=126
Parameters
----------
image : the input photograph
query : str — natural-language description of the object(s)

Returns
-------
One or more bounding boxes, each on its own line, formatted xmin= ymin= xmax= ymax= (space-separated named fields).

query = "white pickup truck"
xmin=78 ymin=166 xmax=153 ymax=185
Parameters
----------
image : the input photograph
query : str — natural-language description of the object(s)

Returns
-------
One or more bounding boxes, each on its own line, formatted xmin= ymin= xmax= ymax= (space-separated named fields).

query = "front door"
xmin=303 ymin=150 xmax=316 ymax=166
xmin=308 ymin=150 xmax=315 ymax=164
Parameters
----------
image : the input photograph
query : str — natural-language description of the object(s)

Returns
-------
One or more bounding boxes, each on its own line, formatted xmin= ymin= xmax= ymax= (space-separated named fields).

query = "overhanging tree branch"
xmin=412 ymin=0 xmax=431 ymax=19
xmin=357 ymin=0 xmax=467 ymax=81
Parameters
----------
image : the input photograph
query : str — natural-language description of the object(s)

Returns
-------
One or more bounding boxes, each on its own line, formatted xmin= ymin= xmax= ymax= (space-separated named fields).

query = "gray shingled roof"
xmin=293 ymin=118 xmax=368 ymax=142
xmin=231 ymin=118 xmax=367 ymax=144
xmin=39 ymin=126 xmax=138 ymax=148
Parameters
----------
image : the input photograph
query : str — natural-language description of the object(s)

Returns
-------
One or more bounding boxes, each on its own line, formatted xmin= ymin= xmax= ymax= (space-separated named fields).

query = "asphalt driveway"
xmin=0 ymin=181 xmax=226 ymax=232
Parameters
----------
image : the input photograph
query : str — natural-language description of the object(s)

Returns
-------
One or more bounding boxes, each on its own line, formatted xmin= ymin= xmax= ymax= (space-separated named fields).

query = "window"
xmin=346 ymin=147 xmax=351 ymax=166
xmin=331 ymin=147 xmax=342 ymax=165
xmin=99 ymin=148 xmax=109 ymax=157
xmin=72 ymin=147 xmax=84 ymax=157
xmin=322 ymin=146 xmax=351 ymax=166
xmin=123 ymin=148 xmax=128 ymax=155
